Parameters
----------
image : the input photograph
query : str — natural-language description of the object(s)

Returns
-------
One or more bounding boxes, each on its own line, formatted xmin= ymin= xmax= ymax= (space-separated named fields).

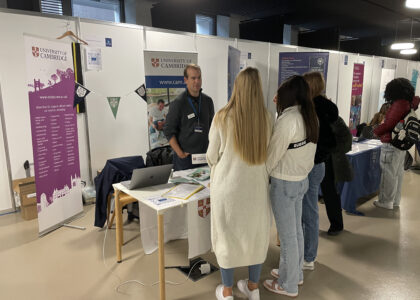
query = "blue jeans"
xmin=270 ymin=176 xmax=308 ymax=294
xmin=302 ymin=163 xmax=325 ymax=262
xmin=220 ymin=264 xmax=263 ymax=287
xmin=379 ymin=143 xmax=406 ymax=206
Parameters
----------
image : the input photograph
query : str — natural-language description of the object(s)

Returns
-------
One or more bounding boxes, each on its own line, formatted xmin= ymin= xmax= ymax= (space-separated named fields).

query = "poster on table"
xmin=349 ymin=63 xmax=365 ymax=136
xmin=143 ymin=50 xmax=197 ymax=150
xmin=227 ymin=46 xmax=241 ymax=100
xmin=24 ymin=35 xmax=83 ymax=235
xmin=278 ymin=52 xmax=329 ymax=86
xmin=377 ymin=69 xmax=395 ymax=111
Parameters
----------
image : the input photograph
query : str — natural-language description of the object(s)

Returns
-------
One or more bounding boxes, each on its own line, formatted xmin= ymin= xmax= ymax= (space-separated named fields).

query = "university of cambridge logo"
xmin=151 ymin=58 xmax=160 ymax=67
xmin=32 ymin=46 xmax=39 ymax=57
xmin=198 ymin=198 xmax=210 ymax=218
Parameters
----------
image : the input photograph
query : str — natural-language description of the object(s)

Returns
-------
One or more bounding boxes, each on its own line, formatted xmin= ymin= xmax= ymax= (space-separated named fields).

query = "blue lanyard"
xmin=187 ymin=94 xmax=201 ymax=124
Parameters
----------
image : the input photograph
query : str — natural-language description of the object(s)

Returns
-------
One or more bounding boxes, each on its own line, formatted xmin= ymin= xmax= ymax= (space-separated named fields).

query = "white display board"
xmin=80 ymin=21 xmax=147 ymax=178
xmin=237 ymin=40 xmax=270 ymax=105
xmin=196 ymin=35 xmax=236 ymax=111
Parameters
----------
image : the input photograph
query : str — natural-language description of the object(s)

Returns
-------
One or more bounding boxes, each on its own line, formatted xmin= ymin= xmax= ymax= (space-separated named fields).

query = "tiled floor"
xmin=1 ymin=170 xmax=420 ymax=299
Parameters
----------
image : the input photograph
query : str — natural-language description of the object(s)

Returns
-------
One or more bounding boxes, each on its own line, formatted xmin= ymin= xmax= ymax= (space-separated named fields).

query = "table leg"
xmin=115 ymin=188 xmax=123 ymax=263
xmin=158 ymin=213 xmax=166 ymax=300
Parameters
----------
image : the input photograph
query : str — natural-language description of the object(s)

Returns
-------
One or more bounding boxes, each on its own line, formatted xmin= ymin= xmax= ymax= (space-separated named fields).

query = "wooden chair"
xmin=106 ymin=190 xmax=137 ymax=263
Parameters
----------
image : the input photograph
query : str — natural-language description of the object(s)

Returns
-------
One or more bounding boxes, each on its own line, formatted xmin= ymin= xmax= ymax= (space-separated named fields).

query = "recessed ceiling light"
xmin=406 ymin=0 xmax=420 ymax=8
xmin=400 ymin=48 xmax=418 ymax=55
xmin=391 ymin=42 xmax=415 ymax=50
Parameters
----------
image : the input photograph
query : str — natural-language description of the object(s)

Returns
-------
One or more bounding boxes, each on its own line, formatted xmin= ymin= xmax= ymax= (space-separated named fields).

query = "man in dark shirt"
xmin=164 ymin=64 xmax=214 ymax=171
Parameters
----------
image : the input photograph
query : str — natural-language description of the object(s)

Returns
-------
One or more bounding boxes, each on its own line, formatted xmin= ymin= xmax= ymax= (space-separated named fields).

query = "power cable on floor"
xmin=101 ymin=221 xmax=206 ymax=294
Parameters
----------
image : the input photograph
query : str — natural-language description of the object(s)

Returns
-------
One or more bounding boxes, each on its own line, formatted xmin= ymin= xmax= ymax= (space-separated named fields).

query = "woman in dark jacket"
xmin=301 ymin=72 xmax=338 ymax=271
xmin=373 ymin=78 xmax=420 ymax=209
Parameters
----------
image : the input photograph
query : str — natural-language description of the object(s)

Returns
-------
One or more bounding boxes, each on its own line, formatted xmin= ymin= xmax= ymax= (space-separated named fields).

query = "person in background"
xmin=301 ymin=72 xmax=338 ymax=270
xmin=207 ymin=67 xmax=273 ymax=300
xmin=369 ymin=103 xmax=390 ymax=127
xmin=264 ymin=75 xmax=318 ymax=298
xmin=164 ymin=64 xmax=214 ymax=171
xmin=373 ymin=78 xmax=420 ymax=209
xmin=149 ymin=99 xmax=167 ymax=133
xmin=326 ymin=115 xmax=353 ymax=230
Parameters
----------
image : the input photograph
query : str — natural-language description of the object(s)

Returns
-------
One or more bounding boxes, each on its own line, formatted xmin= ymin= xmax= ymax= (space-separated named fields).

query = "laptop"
xmin=121 ymin=164 xmax=173 ymax=190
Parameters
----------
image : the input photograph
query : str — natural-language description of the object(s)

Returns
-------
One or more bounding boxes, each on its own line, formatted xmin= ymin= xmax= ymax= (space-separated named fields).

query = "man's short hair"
xmin=184 ymin=64 xmax=201 ymax=78
xmin=157 ymin=99 xmax=165 ymax=105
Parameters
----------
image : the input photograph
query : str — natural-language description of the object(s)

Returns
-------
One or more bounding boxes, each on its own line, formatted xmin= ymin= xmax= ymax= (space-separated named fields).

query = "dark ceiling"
xmin=154 ymin=0 xmax=420 ymax=59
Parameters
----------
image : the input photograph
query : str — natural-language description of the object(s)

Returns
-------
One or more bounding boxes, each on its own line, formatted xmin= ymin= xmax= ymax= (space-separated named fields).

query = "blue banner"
xmin=278 ymin=52 xmax=329 ymax=86
xmin=145 ymin=76 xmax=186 ymax=89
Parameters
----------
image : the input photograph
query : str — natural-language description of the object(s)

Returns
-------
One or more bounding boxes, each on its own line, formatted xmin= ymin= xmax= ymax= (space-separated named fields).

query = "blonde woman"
xmin=207 ymin=67 xmax=273 ymax=300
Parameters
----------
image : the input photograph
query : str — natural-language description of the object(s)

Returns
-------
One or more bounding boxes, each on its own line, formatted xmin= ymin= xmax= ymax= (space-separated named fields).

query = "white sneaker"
xmin=263 ymin=279 xmax=298 ymax=298
xmin=303 ymin=260 xmax=314 ymax=271
xmin=237 ymin=279 xmax=260 ymax=300
xmin=270 ymin=269 xmax=303 ymax=285
xmin=373 ymin=200 xmax=393 ymax=210
xmin=215 ymin=284 xmax=234 ymax=300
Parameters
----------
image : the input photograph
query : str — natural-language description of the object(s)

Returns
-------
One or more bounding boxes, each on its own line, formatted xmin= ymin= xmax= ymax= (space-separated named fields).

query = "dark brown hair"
xmin=277 ymin=75 xmax=319 ymax=143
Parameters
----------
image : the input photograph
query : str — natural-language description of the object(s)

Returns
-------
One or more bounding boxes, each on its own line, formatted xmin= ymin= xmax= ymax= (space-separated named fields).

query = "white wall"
xmin=80 ymin=21 xmax=147 ymax=178
xmin=0 ymin=84 xmax=12 ymax=211
xmin=237 ymin=39 xmax=270 ymax=105
xmin=196 ymin=35 xmax=235 ymax=111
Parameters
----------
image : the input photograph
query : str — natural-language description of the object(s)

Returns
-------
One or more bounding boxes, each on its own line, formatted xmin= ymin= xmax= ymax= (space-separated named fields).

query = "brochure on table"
xmin=172 ymin=166 xmax=211 ymax=188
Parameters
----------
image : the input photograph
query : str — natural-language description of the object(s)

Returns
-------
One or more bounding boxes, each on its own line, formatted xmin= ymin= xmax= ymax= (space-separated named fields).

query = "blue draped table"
xmin=337 ymin=140 xmax=382 ymax=216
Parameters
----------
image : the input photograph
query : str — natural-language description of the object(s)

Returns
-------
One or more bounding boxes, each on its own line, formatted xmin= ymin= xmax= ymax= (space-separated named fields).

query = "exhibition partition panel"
xmin=267 ymin=43 xmax=298 ymax=116
xmin=0 ymin=9 xmax=420 ymax=212
xmin=0 ymin=82 xmax=13 ymax=211
xmin=145 ymin=28 xmax=196 ymax=52
xmin=196 ymin=35 xmax=236 ymax=112
xmin=79 ymin=21 xmax=147 ymax=178
xmin=237 ymin=39 xmax=270 ymax=105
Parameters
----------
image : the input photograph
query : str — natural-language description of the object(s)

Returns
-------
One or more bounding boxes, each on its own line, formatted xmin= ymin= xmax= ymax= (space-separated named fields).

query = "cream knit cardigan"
xmin=206 ymin=113 xmax=273 ymax=269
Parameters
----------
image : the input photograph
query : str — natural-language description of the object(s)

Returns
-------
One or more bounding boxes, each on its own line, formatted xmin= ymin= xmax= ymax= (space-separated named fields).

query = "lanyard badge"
xmin=187 ymin=93 xmax=204 ymax=134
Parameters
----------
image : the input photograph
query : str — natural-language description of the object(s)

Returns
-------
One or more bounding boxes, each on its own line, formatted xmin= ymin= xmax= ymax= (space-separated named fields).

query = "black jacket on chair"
xmin=94 ymin=156 xmax=145 ymax=228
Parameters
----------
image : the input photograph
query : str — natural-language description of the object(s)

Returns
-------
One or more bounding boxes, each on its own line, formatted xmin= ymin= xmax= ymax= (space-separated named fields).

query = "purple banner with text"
xmin=24 ymin=35 xmax=83 ymax=235
xmin=349 ymin=63 xmax=365 ymax=136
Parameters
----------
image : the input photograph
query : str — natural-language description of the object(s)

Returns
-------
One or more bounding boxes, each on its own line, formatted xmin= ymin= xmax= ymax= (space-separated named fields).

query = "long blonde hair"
xmin=215 ymin=67 xmax=269 ymax=165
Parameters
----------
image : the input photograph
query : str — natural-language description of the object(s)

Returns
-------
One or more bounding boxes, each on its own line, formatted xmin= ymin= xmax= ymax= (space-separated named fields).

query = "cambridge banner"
xmin=143 ymin=50 xmax=197 ymax=150
xmin=24 ymin=35 xmax=83 ymax=235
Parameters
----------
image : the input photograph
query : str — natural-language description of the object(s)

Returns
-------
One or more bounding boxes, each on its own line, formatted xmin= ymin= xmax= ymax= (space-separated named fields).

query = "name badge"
xmin=188 ymin=113 xmax=195 ymax=119
xmin=192 ymin=153 xmax=207 ymax=164
xmin=194 ymin=125 xmax=204 ymax=133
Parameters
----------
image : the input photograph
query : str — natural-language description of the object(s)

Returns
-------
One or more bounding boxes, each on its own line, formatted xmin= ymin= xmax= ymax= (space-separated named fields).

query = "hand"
xmin=178 ymin=151 xmax=190 ymax=159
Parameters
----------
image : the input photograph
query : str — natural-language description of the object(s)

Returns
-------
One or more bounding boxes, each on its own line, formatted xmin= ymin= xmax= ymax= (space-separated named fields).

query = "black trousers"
xmin=320 ymin=156 xmax=343 ymax=231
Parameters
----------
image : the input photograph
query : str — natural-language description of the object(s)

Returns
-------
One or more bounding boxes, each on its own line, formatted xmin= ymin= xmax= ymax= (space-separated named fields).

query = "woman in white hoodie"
xmin=207 ymin=67 xmax=273 ymax=300
xmin=264 ymin=75 xmax=318 ymax=298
